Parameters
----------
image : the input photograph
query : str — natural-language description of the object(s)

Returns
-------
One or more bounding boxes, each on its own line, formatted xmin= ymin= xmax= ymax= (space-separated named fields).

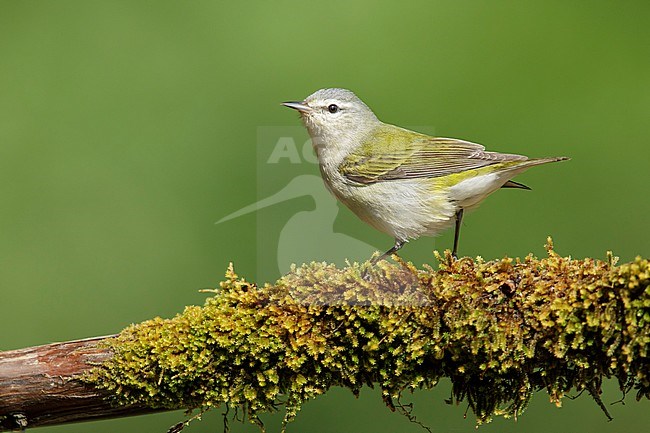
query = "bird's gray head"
xmin=283 ymin=88 xmax=379 ymax=144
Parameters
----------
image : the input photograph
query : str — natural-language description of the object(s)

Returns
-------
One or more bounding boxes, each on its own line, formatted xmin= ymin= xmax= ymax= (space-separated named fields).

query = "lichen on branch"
xmin=86 ymin=240 xmax=650 ymax=431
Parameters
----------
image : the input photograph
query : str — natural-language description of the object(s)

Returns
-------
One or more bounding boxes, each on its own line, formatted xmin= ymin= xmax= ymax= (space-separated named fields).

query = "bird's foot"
xmin=362 ymin=253 xmax=415 ymax=281
xmin=362 ymin=253 xmax=386 ymax=281
xmin=361 ymin=268 xmax=373 ymax=282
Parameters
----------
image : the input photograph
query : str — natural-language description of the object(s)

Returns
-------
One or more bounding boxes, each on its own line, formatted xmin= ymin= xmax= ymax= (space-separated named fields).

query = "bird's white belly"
xmin=448 ymin=171 xmax=517 ymax=210
xmin=317 ymin=157 xmax=511 ymax=242
xmin=333 ymin=177 xmax=457 ymax=242
xmin=448 ymin=172 xmax=500 ymax=208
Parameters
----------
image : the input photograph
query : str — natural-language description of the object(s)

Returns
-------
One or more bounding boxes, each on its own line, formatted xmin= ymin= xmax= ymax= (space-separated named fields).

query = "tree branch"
xmin=0 ymin=337 xmax=163 ymax=430
xmin=1 ymin=242 xmax=649 ymax=431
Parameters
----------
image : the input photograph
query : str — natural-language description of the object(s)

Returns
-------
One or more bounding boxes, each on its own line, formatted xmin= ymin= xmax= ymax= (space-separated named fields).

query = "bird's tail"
xmin=503 ymin=156 xmax=569 ymax=173
xmin=533 ymin=156 xmax=570 ymax=163
xmin=499 ymin=156 xmax=569 ymax=188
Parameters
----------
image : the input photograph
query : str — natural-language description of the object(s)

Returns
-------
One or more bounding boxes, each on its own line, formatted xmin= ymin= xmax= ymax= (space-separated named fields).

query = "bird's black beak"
xmin=282 ymin=101 xmax=311 ymax=113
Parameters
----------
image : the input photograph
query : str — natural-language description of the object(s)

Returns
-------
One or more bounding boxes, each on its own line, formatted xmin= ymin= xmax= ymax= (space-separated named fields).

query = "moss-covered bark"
xmin=86 ymin=240 xmax=650 ymax=431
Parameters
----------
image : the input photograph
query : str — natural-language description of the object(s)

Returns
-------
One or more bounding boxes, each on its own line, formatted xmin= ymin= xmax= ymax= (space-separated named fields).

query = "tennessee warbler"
xmin=283 ymin=88 xmax=568 ymax=260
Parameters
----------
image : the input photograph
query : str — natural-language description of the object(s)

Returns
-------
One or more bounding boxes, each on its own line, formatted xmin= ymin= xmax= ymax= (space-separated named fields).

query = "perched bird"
xmin=282 ymin=88 xmax=568 ymax=261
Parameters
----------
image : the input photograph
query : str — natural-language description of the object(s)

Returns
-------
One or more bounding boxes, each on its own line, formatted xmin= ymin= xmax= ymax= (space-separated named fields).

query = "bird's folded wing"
xmin=339 ymin=129 xmax=527 ymax=185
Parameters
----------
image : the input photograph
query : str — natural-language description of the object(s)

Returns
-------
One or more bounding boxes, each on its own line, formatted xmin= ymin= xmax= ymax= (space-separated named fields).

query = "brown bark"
xmin=0 ymin=336 xmax=161 ymax=431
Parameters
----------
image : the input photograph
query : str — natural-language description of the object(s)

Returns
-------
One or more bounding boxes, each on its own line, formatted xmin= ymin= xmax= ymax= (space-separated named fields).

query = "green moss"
xmin=86 ymin=240 xmax=650 ymax=430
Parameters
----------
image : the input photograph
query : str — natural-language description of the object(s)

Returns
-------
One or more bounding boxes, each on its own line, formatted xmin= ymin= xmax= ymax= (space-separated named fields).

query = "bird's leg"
xmin=364 ymin=239 xmax=407 ymax=281
xmin=452 ymin=208 xmax=464 ymax=259
xmin=371 ymin=239 xmax=406 ymax=264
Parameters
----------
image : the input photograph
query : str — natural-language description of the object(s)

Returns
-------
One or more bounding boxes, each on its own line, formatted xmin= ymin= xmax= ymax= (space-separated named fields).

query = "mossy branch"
xmin=85 ymin=240 xmax=649 ymax=431
xmin=1 ymin=240 xmax=648 ymax=432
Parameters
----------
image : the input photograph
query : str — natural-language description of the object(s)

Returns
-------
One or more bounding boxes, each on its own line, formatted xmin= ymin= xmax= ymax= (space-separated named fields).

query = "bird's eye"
xmin=327 ymin=104 xmax=339 ymax=114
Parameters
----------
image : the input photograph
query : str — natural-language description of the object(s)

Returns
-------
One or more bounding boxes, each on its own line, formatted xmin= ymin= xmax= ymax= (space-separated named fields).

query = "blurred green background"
xmin=1 ymin=1 xmax=648 ymax=432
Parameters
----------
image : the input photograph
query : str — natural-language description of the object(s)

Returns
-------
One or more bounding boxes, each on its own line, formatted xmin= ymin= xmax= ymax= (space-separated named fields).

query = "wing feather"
xmin=339 ymin=126 xmax=527 ymax=184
